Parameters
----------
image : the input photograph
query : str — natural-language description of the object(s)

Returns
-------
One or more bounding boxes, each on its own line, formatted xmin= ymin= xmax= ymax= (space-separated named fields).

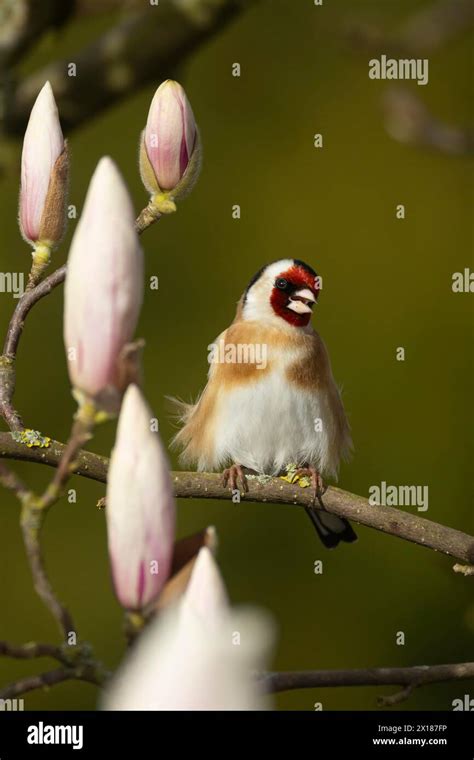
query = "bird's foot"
xmin=222 ymin=463 xmax=249 ymax=493
xmin=294 ymin=466 xmax=326 ymax=502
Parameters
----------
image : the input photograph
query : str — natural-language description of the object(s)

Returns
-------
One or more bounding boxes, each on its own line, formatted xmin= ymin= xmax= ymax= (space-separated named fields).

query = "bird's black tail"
xmin=305 ymin=506 xmax=357 ymax=548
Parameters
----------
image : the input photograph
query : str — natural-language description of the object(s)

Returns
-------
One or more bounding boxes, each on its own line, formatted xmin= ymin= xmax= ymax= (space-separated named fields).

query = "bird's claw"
xmin=222 ymin=464 xmax=249 ymax=493
xmin=294 ymin=466 xmax=326 ymax=503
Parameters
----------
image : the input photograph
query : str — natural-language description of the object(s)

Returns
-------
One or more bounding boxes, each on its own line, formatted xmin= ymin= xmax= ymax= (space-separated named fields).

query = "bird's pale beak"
xmin=287 ymin=288 xmax=316 ymax=315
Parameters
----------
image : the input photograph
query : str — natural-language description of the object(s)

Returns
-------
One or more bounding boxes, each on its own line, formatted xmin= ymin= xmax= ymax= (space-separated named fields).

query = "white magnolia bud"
xmin=102 ymin=548 xmax=275 ymax=710
xmin=106 ymin=385 xmax=176 ymax=610
xmin=63 ymin=157 xmax=143 ymax=411
xmin=19 ymin=81 xmax=68 ymax=250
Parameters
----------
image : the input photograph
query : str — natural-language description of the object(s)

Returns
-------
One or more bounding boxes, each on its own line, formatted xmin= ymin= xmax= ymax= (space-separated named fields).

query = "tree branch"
xmin=344 ymin=0 xmax=474 ymax=156
xmin=0 ymin=0 xmax=75 ymax=71
xmin=383 ymin=87 xmax=474 ymax=156
xmin=0 ymin=432 xmax=108 ymax=480
xmin=345 ymin=0 xmax=474 ymax=55
xmin=261 ymin=661 xmax=474 ymax=707
xmin=0 ymin=433 xmax=472 ymax=565
xmin=3 ymin=0 xmax=256 ymax=135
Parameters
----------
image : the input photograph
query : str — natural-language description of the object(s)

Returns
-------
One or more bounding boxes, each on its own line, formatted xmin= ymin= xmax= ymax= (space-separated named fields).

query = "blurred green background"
xmin=0 ymin=0 xmax=472 ymax=711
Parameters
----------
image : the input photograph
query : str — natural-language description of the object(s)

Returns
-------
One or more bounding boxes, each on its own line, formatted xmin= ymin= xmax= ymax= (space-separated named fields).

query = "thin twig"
xmin=378 ymin=684 xmax=415 ymax=707
xmin=0 ymin=639 xmax=110 ymax=702
xmin=18 ymin=404 xmax=96 ymax=638
xmin=0 ymin=265 xmax=66 ymax=432
xmin=2 ymin=265 xmax=66 ymax=360
xmin=0 ymin=665 xmax=106 ymax=700
xmin=261 ymin=661 xmax=474 ymax=707
xmin=0 ymin=669 xmax=76 ymax=699
xmin=20 ymin=505 xmax=75 ymax=640
xmin=0 ymin=640 xmax=69 ymax=665
xmin=38 ymin=411 xmax=95 ymax=511
xmin=0 ymin=461 xmax=31 ymax=500
xmin=0 ymin=356 xmax=24 ymax=431
xmin=135 ymin=204 xmax=162 ymax=235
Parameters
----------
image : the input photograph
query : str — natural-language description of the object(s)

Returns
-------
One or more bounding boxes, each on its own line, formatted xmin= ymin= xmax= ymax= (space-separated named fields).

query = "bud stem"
xmin=27 ymin=243 xmax=51 ymax=290
xmin=135 ymin=201 xmax=163 ymax=235
xmin=124 ymin=610 xmax=146 ymax=646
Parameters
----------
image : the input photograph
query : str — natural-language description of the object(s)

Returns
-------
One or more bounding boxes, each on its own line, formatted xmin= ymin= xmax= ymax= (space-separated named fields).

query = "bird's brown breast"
xmin=211 ymin=320 xmax=325 ymax=390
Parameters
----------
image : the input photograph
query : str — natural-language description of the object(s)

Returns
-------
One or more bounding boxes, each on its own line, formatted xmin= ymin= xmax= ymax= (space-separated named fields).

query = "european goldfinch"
xmin=173 ymin=259 xmax=356 ymax=548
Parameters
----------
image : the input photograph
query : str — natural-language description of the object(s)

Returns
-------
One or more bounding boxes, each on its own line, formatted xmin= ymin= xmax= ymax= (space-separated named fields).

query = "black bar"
xmin=0 ymin=711 xmax=472 ymax=756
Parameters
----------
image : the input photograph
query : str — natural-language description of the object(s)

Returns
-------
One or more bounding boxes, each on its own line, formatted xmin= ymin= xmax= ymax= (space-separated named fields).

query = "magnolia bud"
xmin=63 ymin=157 xmax=143 ymax=412
xmin=102 ymin=548 xmax=274 ymax=710
xmin=19 ymin=81 xmax=69 ymax=253
xmin=139 ymin=80 xmax=201 ymax=213
xmin=181 ymin=547 xmax=229 ymax=625
xmin=106 ymin=384 xmax=176 ymax=611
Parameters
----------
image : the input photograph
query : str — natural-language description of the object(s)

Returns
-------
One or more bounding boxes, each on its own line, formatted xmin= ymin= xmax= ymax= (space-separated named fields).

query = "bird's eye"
xmin=275 ymin=278 xmax=288 ymax=290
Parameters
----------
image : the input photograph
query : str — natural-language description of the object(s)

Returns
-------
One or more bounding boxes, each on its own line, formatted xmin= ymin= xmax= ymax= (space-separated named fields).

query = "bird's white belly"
xmin=212 ymin=370 xmax=336 ymax=476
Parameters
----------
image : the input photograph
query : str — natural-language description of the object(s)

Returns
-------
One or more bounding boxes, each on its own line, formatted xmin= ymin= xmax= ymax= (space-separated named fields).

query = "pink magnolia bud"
xmin=139 ymin=80 xmax=201 ymax=208
xmin=106 ymin=384 xmax=176 ymax=611
xmin=19 ymin=81 xmax=69 ymax=248
xmin=63 ymin=157 xmax=143 ymax=410
xmin=102 ymin=548 xmax=274 ymax=710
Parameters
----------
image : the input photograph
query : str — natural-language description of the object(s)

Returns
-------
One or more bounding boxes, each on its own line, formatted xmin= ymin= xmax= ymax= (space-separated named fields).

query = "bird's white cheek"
xmin=287 ymin=300 xmax=312 ymax=315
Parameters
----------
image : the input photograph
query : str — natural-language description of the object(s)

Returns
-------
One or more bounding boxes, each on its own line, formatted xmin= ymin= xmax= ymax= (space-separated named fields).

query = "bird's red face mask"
xmin=270 ymin=264 xmax=320 ymax=327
